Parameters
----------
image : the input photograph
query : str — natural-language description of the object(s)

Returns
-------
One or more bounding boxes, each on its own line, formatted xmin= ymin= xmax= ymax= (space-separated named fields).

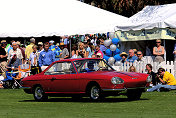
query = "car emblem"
xmin=132 ymin=78 xmax=138 ymax=79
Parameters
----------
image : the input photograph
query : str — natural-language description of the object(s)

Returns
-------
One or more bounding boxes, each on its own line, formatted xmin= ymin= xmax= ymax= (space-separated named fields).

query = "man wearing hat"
xmin=0 ymin=40 xmax=8 ymax=78
xmin=16 ymin=41 xmax=25 ymax=60
xmin=38 ymin=42 xmax=44 ymax=54
xmin=49 ymin=40 xmax=55 ymax=51
xmin=120 ymin=52 xmax=128 ymax=64
xmin=53 ymin=43 xmax=61 ymax=61
xmin=8 ymin=42 xmax=23 ymax=64
xmin=59 ymin=43 xmax=69 ymax=60
xmin=25 ymin=38 xmax=35 ymax=59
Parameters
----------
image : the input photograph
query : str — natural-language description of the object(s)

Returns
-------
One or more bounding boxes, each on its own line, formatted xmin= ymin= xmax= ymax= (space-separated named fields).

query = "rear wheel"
xmin=127 ymin=89 xmax=142 ymax=100
xmin=33 ymin=86 xmax=48 ymax=101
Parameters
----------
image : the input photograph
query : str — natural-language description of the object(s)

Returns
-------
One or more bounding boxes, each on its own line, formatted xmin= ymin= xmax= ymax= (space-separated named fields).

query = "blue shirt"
xmin=127 ymin=55 xmax=138 ymax=63
xmin=7 ymin=45 xmax=13 ymax=54
xmin=64 ymin=38 xmax=69 ymax=45
xmin=86 ymin=47 xmax=92 ymax=58
xmin=49 ymin=45 xmax=55 ymax=50
xmin=100 ymin=45 xmax=107 ymax=55
xmin=39 ymin=50 xmax=55 ymax=67
xmin=53 ymin=46 xmax=61 ymax=57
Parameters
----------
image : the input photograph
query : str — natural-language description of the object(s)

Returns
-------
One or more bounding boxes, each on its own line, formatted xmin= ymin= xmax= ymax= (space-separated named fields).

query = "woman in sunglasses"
xmin=153 ymin=39 xmax=165 ymax=63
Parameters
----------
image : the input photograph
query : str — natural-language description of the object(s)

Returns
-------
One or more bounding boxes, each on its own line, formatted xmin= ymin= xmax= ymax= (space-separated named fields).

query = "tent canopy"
xmin=115 ymin=3 xmax=176 ymax=31
xmin=0 ymin=0 xmax=128 ymax=37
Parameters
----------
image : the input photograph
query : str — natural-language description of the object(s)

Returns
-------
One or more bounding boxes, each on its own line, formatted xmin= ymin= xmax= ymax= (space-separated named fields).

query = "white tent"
xmin=0 ymin=0 xmax=128 ymax=37
xmin=115 ymin=3 xmax=176 ymax=31
xmin=114 ymin=3 xmax=176 ymax=61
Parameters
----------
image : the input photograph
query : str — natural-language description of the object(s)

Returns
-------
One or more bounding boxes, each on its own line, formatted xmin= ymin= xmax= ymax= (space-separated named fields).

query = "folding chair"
xmin=3 ymin=64 xmax=31 ymax=89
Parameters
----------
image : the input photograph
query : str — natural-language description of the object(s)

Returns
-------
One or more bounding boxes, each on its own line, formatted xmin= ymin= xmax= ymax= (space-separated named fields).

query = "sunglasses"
xmin=156 ymin=42 xmax=161 ymax=43
xmin=137 ymin=54 xmax=141 ymax=55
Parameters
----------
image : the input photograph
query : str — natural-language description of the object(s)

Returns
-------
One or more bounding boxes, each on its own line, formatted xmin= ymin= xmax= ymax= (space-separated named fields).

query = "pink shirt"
xmin=96 ymin=50 xmax=103 ymax=57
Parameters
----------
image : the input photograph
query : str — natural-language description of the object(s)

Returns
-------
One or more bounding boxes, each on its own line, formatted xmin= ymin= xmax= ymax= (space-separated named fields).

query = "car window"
xmin=74 ymin=59 xmax=114 ymax=73
xmin=45 ymin=62 xmax=76 ymax=75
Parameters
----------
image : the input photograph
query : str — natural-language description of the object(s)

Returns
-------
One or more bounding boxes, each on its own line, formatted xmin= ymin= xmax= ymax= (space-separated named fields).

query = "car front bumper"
xmin=102 ymin=87 xmax=148 ymax=92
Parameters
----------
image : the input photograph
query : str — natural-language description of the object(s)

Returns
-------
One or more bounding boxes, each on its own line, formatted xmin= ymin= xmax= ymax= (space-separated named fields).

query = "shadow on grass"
xmin=19 ymin=97 xmax=149 ymax=103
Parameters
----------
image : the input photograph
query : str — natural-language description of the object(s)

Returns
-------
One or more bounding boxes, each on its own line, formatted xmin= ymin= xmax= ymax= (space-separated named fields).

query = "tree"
xmin=83 ymin=0 xmax=176 ymax=17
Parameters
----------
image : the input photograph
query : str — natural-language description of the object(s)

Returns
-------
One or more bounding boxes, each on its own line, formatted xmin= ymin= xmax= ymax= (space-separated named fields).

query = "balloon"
xmin=114 ymin=54 xmax=122 ymax=61
xmin=103 ymin=55 xmax=110 ymax=61
xmin=104 ymin=40 xmax=112 ymax=47
xmin=112 ymin=38 xmax=120 ymax=45
xmin=110 ymin=44 xmax=116 ymax=51
xmin=115 ymin=61 xmax=122 ymax=66
xmin=109 ymin=32 xmax=115 ymax=39
xmin=108 ymin=57 xmax=115 ymax=65
xmin=105 ymin=49 xmax=112 ymax=56
xmin=115 ymin=48 xmax=120 ymax=54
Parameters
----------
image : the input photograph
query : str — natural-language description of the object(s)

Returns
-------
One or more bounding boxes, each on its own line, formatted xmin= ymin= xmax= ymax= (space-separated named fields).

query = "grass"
xmin=0 ymin=89 xmax=176 ymax=118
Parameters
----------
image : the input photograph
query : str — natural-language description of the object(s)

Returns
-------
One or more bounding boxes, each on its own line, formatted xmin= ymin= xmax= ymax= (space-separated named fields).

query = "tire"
xmin=127 ymin=89 xmax=142 ymax=101
xmin=33 ymin=86 xmax=48 ymax=101
xmin=88 ymin=85 xmax=102 ymax=101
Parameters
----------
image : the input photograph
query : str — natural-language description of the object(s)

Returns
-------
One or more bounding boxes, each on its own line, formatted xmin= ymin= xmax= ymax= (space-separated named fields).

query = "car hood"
xmin=84 ymin=71 xmax=148 ymax=79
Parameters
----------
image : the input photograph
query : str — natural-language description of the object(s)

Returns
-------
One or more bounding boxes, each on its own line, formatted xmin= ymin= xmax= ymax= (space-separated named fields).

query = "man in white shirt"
xmin=8 ymin=42 xmax=23 ymax=65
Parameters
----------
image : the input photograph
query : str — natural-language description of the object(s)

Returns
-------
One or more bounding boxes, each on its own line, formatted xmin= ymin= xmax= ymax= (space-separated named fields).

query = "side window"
xmin=79 ymin=61 xmax=96 ymax=73
xmin=45 ymin=62 xmax=76 ymax=75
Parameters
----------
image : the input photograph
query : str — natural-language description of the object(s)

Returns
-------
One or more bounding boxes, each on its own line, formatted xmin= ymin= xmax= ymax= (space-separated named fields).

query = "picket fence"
xmin=112 ymin=61 xmax=176 ymax=78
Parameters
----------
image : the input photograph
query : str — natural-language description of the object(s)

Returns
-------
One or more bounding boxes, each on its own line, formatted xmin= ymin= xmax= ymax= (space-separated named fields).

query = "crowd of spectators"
xmin=0 ymin=35 xmax=175 ymax=91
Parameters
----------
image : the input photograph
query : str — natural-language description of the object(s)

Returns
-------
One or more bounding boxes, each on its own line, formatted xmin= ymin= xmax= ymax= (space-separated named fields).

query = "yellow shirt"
xmin=25 ymin=43 xmax=34 ymax=59
xmin=163 ymin=71 xmax=176 ymax=85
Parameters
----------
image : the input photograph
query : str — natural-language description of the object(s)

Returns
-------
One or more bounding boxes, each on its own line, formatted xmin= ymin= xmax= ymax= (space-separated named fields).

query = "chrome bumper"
xmin=102 ymin=87 xmax=148 ymax=92
xmin=20 ymin=87 xmax=31 ymax=89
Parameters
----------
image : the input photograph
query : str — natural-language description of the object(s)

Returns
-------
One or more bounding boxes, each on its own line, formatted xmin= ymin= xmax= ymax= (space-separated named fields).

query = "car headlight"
xmin=146 ymin=75 xmax=152 ymax=82
xmin=111 ymin=77 xmax=124 ymax=84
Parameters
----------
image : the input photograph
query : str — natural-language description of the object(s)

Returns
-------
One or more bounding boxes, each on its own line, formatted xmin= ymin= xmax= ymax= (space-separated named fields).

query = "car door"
xmin=44 ymin=61 xmax=79 ymax=93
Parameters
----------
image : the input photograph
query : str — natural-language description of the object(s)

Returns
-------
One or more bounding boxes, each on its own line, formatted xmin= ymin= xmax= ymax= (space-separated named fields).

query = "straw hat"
xmin=38 ymin=42 xmax=43 ymax=45
xmin=96 ymin=53 xmax=102 ymax=56
xmin=16 ymin=41 xmax=21 ymax=45
xmin=56 ymin=43 xmax=60 ymax=46
xmin=120 ymin=52 xmax=128 ymax=57
xmin=60 ymin=42 xmax=64 ymax=46
xmin=49 ymin=40 xmax=54 ymax=44
xmin=1 ymin=40 xmax=6 ymax=43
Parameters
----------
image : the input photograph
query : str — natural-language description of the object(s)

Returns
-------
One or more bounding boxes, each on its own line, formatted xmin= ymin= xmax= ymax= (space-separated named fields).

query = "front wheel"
xmin=127 ymin=89 xmax=142 ymax=101
xmin=33 ymin=86 xmax=48 ymax=101
xmin=88 ymin=85 xmax=102 ymax=101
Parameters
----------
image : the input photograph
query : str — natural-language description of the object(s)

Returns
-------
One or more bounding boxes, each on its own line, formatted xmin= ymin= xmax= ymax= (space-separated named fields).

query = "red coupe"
xmin=21 ymin=58 xmax=151 ymax=101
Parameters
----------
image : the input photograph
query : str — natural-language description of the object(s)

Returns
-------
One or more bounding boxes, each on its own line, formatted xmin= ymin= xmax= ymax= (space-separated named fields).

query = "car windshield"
xmin=73 ymin=59 xmax=115 ymax=73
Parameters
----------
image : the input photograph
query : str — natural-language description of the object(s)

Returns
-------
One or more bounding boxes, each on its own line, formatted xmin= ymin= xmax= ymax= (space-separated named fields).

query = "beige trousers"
xmin=0 ymin=61 xmax=7 ymax=79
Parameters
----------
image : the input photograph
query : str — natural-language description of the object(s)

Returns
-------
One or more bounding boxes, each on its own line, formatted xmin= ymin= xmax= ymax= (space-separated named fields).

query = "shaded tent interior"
xmin=119 ymin=40 xmax=175 ymax=61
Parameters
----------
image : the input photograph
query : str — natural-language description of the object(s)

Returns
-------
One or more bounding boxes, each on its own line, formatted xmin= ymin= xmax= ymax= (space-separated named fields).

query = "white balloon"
xmin=115 ymin=61 xmax=121 ymax=66
xmin=104 ymin=39 xmax=112 ymax=47
xmin=108 ymin=57 xmax=115 ymax=65
xmin=110 ymin=44 xmax=117 ymax=51
xmin=109 ymin=32 xmax=115 ymax=39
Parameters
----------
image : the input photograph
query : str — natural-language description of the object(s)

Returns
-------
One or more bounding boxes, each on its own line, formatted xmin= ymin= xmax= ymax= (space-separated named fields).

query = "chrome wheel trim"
xmin=90 ymin=86 xmax=100 ymax=100
xmin=35 ymin=87 xmax=43 ymax=100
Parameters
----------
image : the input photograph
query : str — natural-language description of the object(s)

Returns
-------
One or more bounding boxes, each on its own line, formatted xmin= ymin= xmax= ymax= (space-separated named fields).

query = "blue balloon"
xmin=107 ymin=32 xmax=109 ymax=38
xmin=115 ymin=48 xmax=120 ymax=55
xmin=103 ymin=55 xmax=110 ymax=61
xmin=114 ymin=54 xmax=122 ymax=61
xmin=105 ymin=49 xmax=112 ymax=56
xmin=112 ymin=38 xmax=120 ymax=45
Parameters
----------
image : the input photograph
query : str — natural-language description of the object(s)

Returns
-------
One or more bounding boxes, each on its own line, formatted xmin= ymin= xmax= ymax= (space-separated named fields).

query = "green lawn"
xmin=0 ymin=89 xmax=176 ymax=118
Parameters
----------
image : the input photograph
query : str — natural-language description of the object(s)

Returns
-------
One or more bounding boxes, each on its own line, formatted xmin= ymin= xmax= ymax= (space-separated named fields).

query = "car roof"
xmin=54 ymin=58 xmax=101 ymax=63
